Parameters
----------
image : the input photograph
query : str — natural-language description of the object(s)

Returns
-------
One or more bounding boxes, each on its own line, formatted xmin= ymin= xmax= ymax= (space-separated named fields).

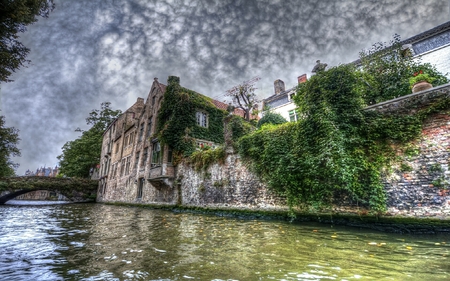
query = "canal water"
xmin=0 ymin=202 xmax=449 ymax=281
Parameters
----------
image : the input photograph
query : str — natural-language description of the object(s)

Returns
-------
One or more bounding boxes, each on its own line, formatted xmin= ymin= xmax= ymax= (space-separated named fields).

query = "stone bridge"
xmin=0 ymin=176 xmax=98 ymax=204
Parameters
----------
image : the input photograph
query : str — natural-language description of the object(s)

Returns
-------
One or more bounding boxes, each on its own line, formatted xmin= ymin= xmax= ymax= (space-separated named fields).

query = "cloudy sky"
xmin=1 ymin=0 xmax=449 ymax=175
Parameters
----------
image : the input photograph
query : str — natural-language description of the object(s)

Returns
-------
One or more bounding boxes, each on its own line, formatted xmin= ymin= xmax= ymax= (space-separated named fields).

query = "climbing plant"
xmin=156 ymin=76 xmax=227 ymax=156
xmin=359 ymin=34 xmax=448 ymax=105
xmin=238 ymin=64 xmax=450 ymax=213
xmin=257 ymin=111 xmax=287 ymax=128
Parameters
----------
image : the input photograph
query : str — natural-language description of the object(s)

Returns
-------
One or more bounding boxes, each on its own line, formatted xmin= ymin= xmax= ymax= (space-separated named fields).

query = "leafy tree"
xmin=0 ymin=0 xmax=55 ymax=82
xmin=257 ymin=111 xmax=287 ymax=128
xmin=226 ymin=77 xmax=260 ymax=121
xmin=359 ymin=34 xmax=448 ymax=105
xmin=0 ymin=115 xmax=20 ymax=177
xmin=57 ymin=102 xmax=121 ymax=178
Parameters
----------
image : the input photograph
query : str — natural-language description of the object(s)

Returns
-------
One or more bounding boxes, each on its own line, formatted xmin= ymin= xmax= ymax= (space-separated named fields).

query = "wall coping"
xmin=364 ymin=83 xmax=450 ymax=113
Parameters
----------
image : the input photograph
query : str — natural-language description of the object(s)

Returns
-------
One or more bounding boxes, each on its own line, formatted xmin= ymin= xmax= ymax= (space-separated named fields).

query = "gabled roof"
xmin=211 ymin=99 xmax=248 ymax=118
xmin=263 ymin=86 xmax=296 ymax=103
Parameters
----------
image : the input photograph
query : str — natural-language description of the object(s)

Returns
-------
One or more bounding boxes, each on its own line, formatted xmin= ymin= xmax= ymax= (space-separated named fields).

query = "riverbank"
xmin=102 ymin=202 xmax=450 ymax=234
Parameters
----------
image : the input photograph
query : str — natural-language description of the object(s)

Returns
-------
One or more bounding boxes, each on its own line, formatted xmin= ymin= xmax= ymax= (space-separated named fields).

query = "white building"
xmin=262 ymin=20 xmax=450 ymax=120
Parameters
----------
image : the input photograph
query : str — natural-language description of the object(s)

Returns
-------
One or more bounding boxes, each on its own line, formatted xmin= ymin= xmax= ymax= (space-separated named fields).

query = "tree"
xmin=257 ymin=111 xmax=287 ymax=128
xmin=358 ymin=34 xmax=448 ymax=105
xmin=226 ymin=77 xmax=260 ymax=121
xmin=0 ymin=115 xmax=21 ymax=177
xmin=0 ymin=0 xmax=55 ymax=82
xmin=57 ymin=102 xmax=121 ymax=178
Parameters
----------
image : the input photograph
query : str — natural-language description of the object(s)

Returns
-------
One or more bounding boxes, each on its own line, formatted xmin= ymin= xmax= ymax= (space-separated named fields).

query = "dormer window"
xmin=196 ymin=111 xmax=208 ymax=128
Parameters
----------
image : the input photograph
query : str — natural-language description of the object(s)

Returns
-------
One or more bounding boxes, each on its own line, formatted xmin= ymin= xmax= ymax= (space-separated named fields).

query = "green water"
xmin=0 ymin=203 xmax=449 ymax=280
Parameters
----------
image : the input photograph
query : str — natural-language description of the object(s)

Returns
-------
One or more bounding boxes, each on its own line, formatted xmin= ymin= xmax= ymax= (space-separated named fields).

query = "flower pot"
xmin=412 ymin=81 xmax=433 ymax=93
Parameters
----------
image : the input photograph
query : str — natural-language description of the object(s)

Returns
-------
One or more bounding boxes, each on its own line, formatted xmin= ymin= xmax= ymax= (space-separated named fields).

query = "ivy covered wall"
xmin=156 ymin=76 xmax=228 ymax=156
xmin=238 ymin=65 xmax=450 ymax=213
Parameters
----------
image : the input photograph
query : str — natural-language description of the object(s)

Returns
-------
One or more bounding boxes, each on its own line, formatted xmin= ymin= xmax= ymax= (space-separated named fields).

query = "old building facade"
xmin=97 ymin=76 xmax=244 ymax=204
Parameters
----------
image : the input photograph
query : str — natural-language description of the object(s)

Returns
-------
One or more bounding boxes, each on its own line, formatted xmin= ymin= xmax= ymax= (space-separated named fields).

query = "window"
xmin=152 ymin=96 xmax=156 ymax=106
xmin=112 ymin=163 xmax=118 ymax=178
xmin=138 ymin=123 xmax=144 ymax=142
xmin=146 ymin=116 xmax=153 ymax=138
xmin=196 ymin=111 xmax=208 ymax=127
xmin=151 ymin=141 xmax=161 ymax=167
xmin=129 ymin=132 xmax=134 ymax=145
xmin=124 ymin=135 xmax=129 ymax=146
xmin=167 ymin=147 xmax=173 ymax=164
xmin=134 ymin=152 xmax=140 ymax=170
xmin=289 ymin=109 xmax=300 ymax=122
xmin=125 ymin=156 xmax=131 ymax=175
xmin=137 ymin=178 xmax=144 ymax=199
xmin=115 ymin=143 xmax=120 ymax=153
xmin=142 ymin=147 xmax=148 ymax=167
xmin=120 ymin=158 xmax=126 ymax=176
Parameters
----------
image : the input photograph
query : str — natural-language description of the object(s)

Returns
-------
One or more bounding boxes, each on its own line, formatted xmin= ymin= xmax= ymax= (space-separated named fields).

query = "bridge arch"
xmin=0 ymin=176 xmax=98 ymax=204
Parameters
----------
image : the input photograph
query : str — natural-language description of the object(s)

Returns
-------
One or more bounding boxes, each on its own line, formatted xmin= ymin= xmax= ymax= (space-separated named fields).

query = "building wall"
xmin=178 ymin=152 xmax=286 ymax=210
xmin=416 ymin=44 xmax=450 ymax=79
xmin=99 ymin=84 xmax=450 ymax=219
xmin=97 ymin=78 xmax=175 ymax=204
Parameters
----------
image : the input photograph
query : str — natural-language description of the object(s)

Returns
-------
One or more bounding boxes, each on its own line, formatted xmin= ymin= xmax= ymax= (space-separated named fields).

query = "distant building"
xmin=24 ymin=166 xmax=59 ymax=177
xmin=16 ymin=166 xmax=63 ymax=200
xmin=262 ymin=74 xmax=307 ymax=122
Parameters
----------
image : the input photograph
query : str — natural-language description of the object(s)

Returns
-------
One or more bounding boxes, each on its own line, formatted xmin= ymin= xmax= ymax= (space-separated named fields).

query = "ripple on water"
xmin=1 ymin=204 xmax=449 ymax=280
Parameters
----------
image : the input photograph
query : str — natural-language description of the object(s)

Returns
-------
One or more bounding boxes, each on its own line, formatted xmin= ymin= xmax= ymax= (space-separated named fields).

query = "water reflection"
xmin=0 ymin=204 xmax=448 ymax=280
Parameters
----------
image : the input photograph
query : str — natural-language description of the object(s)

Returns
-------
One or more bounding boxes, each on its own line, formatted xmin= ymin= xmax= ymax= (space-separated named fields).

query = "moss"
xmin=0 ymin=176 xmax=98 ymax=201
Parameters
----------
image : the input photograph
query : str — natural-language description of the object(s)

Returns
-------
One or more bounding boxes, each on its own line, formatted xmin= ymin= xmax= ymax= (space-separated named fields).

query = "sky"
xmin=1 ymin=0 xmax=449 ymax=175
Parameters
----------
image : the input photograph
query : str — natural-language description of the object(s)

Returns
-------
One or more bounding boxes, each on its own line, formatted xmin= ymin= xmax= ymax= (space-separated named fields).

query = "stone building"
xmin=97 ymin=76 xmax=246 ymax=204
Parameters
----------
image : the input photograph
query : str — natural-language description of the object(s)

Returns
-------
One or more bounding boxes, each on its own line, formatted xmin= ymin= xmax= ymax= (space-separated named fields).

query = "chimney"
xmin=298 ymin=74 xmax=307 ymax=84
xmin=274 ymin=79 xmax=285 ymax=95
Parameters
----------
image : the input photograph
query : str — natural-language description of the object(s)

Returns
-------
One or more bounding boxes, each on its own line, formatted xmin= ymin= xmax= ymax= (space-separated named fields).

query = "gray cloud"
xmin=1 ymin=0 xmax=448 ymax=174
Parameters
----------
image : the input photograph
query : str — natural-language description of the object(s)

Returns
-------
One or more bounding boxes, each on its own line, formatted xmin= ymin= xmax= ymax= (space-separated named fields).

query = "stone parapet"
xmin=364 ymin=83 xmax=450 ymax=114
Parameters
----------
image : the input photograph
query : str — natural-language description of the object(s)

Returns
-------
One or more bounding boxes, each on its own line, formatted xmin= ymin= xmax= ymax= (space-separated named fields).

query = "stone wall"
xmin=384 ymin=111 xmax=450 ymax=217
xmin=364 ymin=84 xmax=450 ymax=217
xmin=177 ymin=151 xmax=286 ymax=210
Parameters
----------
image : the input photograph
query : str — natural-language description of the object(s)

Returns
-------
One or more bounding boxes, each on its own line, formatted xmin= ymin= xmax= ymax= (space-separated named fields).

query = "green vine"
xmin=238 ymin=64 xmax=450 ymax=213
xmin=156 ymin=76 xmax=227 ymax=156
xmin=189 ymin=146 xmax=226 ymax=171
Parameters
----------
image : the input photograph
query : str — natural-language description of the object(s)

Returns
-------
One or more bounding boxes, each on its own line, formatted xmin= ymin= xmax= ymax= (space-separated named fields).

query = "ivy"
xmin=189 ymin=146 xmax=226 ymax=171
xmin=156 ymin=76 xmax=228 ymax=156
xmin=238 ymin=64 xmax=450 ymax=213
xmin=257 ymin=112 xmax=287 ymax=128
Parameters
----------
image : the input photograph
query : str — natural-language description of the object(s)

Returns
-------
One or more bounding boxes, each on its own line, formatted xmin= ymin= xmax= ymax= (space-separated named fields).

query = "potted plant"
xmin=409 ymin=70 xmax=436 ymax=93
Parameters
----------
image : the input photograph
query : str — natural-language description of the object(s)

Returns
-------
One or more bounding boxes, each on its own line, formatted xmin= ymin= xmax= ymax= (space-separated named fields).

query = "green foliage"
xmin=0 ymin=0 xmax=55 ymax=82
xmin=257 ymin=112 xmax=287 ymax=128
xmin=0 ymin=176 xmax=98 ymax=200
xmin=0 ymin=116 xmax=20 ymax=177
xmin=156 ymin=76 xmax=227 ymax=156
xmin=226 ymin=115 xmax=255 ymax=144
xmin=359 ymin=35 xmax=448 ymax=105
xmin=238 ymin=64 xmax=450 ymax=213
xmin=57 ymin=102 xmax=121 ymax=178
xmin=189 ymin=146 xmax=226 ymax=171
xmin=409 ymin=73 xmax=435 ymax=88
